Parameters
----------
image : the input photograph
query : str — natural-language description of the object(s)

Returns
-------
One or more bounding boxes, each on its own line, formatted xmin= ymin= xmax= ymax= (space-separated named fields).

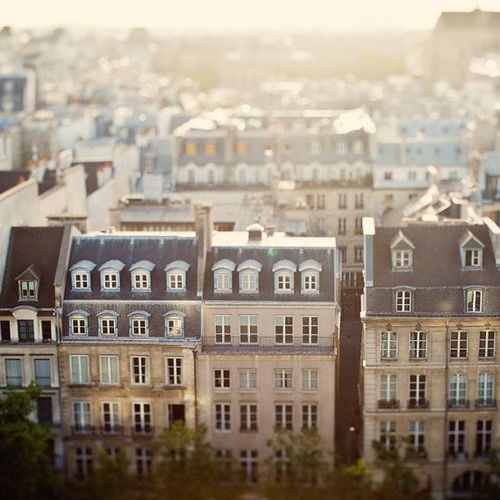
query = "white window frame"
xmin=239 ymin=269 xmax=259 ymax=293
xmin=102 ymin=401 xmax=121 ymax=433
xmin=380 ymin=421 xmax=396 ymax=451
xmin=132 ymin=271 xmax=150 ymax=291
xmin=214 ymin=369 xmax=231 ymax=389
xmin=164 ymin=311 xmax=185 ymax=337
xmin=409 ymin=331 xmax=427 ymax=359
xmin=97 ymin=312 xmax=118 ymax=337
xmin=215 ymin=315 xmax=231 ymax=344
xmin=450 ymin=331 xmax=468 ymax=359
xmin=479 ymin=330 xmax=495 ymax=358
xmin=302 ymin=368 xmax=318 ymax=390
xmin=302 ymin=316 xmax=318 ymax=345
xmin=69 ymin=312 xmax=89 ymax=336
xmin=274 ymin=368 xmax=293 ymax=389
xmin=72 ymin=271 xmax=91 ymax=291
xmin=132 ymin=402 xmax=152 ymax=433
xmin=166 ymin=357 xmax=183 ymax=386
xmin=477 ymin=373 xmax=494 ymax=405
xmin=301 ymin=403 xmax=318 ymax=430
xmin=464 ymin=248 xmax=482 ymax=268
xmin=449 ymin=374 xmax=467 ymax=404
xmin=392 ymin=249 xmax=412 ymax=270
xmin=129 ymin=313 xmax=149 ymax=337
xmin=465 ymin=288 xmax=482 ymax=313
xmin=101 ymin=270 xmax=120 ymax=290
xmin=70 ymin=355 xmax=89 ymax=385
xmin=274 ymin=270 xmax=294 ymax=293
xmin=5 ymin=358 xmax=22 ymax=386
xmin=275 ymin=316 xmax=293 ymax=345
xmin=240 ymin=315 xmax=258 ymax=344
xmin=19 ymin=280 xmax=37 ymax=300
xmin=239 ymin=368 xmax=257 ymax=390
xmin=240 ymin=403 xmax=258 ymax=432
xmin=409 ymin=421 xmax=425 ymax=452
xmin=215 ymin=403 xmax=231 ymax=432
xmin=275 ymin=403 xmax=293 ymax=430
xmin=394 ymin=289 xmax=412 ymax=312
xmin=214 ymin=269 xmax=232 ymax=293
xmin=130 ymin=356 xmax=150 ymax=385
xmin=99 ymin=355 xmax=119 ymax=385
xmin=380 ymin=374 xmax=397 ymax=401
xmin=380 ymin=331 xmax=398 ymax=360
xmin=73 ymin=401 xmax=92 ymax=432
xmin=165 ymin=261 xmax=189 ymax=292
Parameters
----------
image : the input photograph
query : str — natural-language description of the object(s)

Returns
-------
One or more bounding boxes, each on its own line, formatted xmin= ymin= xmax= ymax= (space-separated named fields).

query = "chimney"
xmin=194 ymin=203 xmax=213 ymax=294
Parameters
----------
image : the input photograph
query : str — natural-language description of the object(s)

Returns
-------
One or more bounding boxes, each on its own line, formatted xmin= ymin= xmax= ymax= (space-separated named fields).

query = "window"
xmin=338 ymin=218 xmax=346 ymax=235
xmin=37 ymin=397 xmax=53 ymax=425
xmin=395 ymin=289 xmax=412 ymax=312
xmin=168 ymin=404 xmax=185 ymax=426
xmin=135 ymin=448 xmax=152 ymax=478
xmin=380 ymin=331 xmax=397 ymax=360
xmin=215 ymin=403 xmax=231 ymax=431
xmin=102 ymin=271 xmax=119 ymax=290
xmin=275 ymin=316 xmax=293 ymax=344
xmin=165 ymin=313 xmax=184 ymax=337
xmin=449 ymin=374 xmax=467 ymax=407
xmin=274 ymin=369 xmax=293 ymax=389
xmin=102 ymin=402 xmax=121 ymax=433
xmin=98 ymin=314 xmax=118 ymax=336
xmin=302 ymin=316 xmax=318 ymax=344
xmin=338 ymin=193 xmax=347 ymax=209
xmin=393 ymin=250 xmax=412 ymax=270
xmin=70 ymin=315 xmax=88 ymax=336
xmin=41 ymin=320 xmax=51 ymax=342
xmin=409 ymin=375 xmax=427 ymax=407
xmin=302 ymin=404 xmax=318 ymax=430
xmin=355 ymin=193 xmax=364 ymax=209
xmin=130 ymin=315 xmax=149 ymax=336
xmin=317 ymin=194 xmax=325 ymax=209
xmin=214 ymin=270 xmax=232 ymax=292
xmin=477 ymin=373 xmax=494 ymax=406
xmin=380 ymin=421 xmax=396 ymax=451
xmin=100 ymin=356 xmax=119 ymax=385
xmin=34 ymin=359 xmax=51 ymax=387
xmin=168 ymin=271 xmax=185 ymax=290
xmin=466 ymin=289 xmax=482 ymax=313
xmin=408 ymin=171 xmax=417 ymax=181
xmin=214 ymin=369 xmax=230 ymax=389
xmin=72 ymin=272 xmax=90 ymax=290
xmin=17 ymin=320 xmax=34 ymax=342
xmin=5 ymin=359 xmax=22 ymax=386
xmin=302 ymin=272 xmax=319 ymax=292
xmin=184 ymin=141 xmax=196 ymax=156
xmin=73 ymin=401 xmax=92 ymax=432
xmin=132 ymin=272 xmax=150 ymax=291
xmin=131 ymin=357 xmax=149 ymax=385
xmin=338 ymin=246 xmax=347 ymax=264
xmin=302 ymin=369 xmax=318 ymax=390
xmin=70 ymin=355 xmax=89 ymax=384
xmin=239 ymin=369 xmax=257 ymax=390
xmin=19 ymin=280 xmax=37 ymax=299
xmin=240 ymin=270 xmax=259 ymax=293
xmin=76 ymin=447 xmax=93 ymax=478
xmin=409 ymin=421 xmax=425 ymax=453
xmin=476 ymin=420 xmax=492 ymax=457
xmin=464 ymin=249 xmax=482 ymax=268
xmin=236 ymin=141 xmax=247 ymax=156
xmin=275 ymin=271 xmax=294 ymax=292
xmin=450 ymin=331 xmax=468 ymax=358
xmin=215 ymin=315 xmax=231 ymax=344
xmin=133 ymin=402 xmax=152 ymax=433
xmin=354 ymin=246 xmax=363 ymax=263
xmin=275 ymin=404 xmax=293 ymax=430
xmin=166 ymin=357 xmax=183 ymax=385
xmin=384 ymin=171 xmax=392 ymax=181
xmin=240 ymin=450 xmax=258 ymax=482
xmin=354 ymin=217 xmax=363 ymax=235
xmin=240 ymin=315 xmax=257 ymax=344
xmin=205 ymin=142 xmax=216 ymax=156
xmin=409 ymin=331 xmax=427 ymax=359
xmin=448 ymin=420 xmax=465 ymax=457
xmin=479 ymin=331 xmax=495 ymax=358
xmin=0 ymin=321 xmax=11 ymax=342
xmin=380 ymin=374 xmax=397 ymax=402
xmin=240 ymin=404 xmax=258 ymax=432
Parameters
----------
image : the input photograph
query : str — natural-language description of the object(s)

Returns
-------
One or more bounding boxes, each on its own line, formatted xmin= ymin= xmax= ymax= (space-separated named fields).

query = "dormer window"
xmin=273 ymin=260 xmax=297 ymax=294
xmin=69 ymin=311 xmax=90 ymax=336
xmin=99 ymin=260 xmax=125 ymax=291
xmin=213 ymin=259 xmax=236 ymax=293
xmin=16 ymin=265 xmax=40 ymax=301
xmin=130 ymin=261 xmax=154 ymax=291
xmin=459 ymin=230 xmax=484 ymax=269
xmin=390 ymin=231 xmax=414 ymax=271
xmin=97 ymin=311 xmax=119 ymax=337
xmin=129 ymin=312 xmax=150 ymax=336
xmin=394 ymin=288 xmax=412 ymax=313
xmin=299 ymin=260 xmax=322 ymax=294
xmin=465 ymin=288 xmax=482 ymax=313
xmin=164 ymin=311 xmax=185 ymax=337
xmin=237 ymin=260 xmax=262 ymax=293
xmin=165 ymin=261 xmax=190 ymax=292
xmin=70 ymin=260 xmax=95 ymax=291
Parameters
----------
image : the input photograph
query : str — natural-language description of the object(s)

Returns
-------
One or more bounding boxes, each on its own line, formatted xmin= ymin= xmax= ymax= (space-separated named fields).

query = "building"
xmin=0 ymin=226 xmax=74 ymax=470
xmin=362 ymin=216 xmax=500 ymax=498
xmin=59 ymin=229 xmax=201 ymax=477
xmin=197 ymin=221 xmax=340 ymax=480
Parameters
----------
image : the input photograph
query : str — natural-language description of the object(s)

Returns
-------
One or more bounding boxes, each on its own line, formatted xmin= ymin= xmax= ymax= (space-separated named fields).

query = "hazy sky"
xmin=4 ymin=0 xmax=500 ymax=31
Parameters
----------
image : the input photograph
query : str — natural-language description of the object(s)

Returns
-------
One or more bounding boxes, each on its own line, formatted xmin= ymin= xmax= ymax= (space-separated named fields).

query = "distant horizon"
xmin=3 ymin=0 xmax=500 ymax=32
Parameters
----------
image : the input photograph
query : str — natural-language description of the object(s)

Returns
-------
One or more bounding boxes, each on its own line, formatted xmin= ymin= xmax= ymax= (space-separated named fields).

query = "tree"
xmin=0 ymin=382 xmax=60 ymax=500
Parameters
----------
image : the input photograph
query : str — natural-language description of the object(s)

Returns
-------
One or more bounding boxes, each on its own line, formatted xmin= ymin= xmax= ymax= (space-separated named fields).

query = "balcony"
xmin=407 ymin=399 xmax=430 ymax=410
xmin=131 ymin=425 xmax=154 ymax=436
xmin=72 ymin=425 xmax=95 ymax=436
xmin=475 ymin=398 xmax=496 ymax=409
xmin=377 ymin=399 xmax=400 ymax=409
xmin=203 ymin=336 xmax=333 ymax=349
xmin=100 ymin=425 xmax=124 ymax=436
xmin=448 ymin=399 xmax=469 ymax=409
xmin=447 ymin=450 xmax=469 ymax=462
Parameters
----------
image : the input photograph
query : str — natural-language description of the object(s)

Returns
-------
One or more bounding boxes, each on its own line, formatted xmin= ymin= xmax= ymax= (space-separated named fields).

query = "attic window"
xmin=390 ymin=230 xmax=415 ymax=271
xmin=393 ymin=250 xmax=412 ymax=270
xmin=459 ymin=230 xmax=484 ymax=269
xmin=19 ymin=280 xmax=37 ymax=299
xmin=464 ymin=249 xmax=481 ymax=268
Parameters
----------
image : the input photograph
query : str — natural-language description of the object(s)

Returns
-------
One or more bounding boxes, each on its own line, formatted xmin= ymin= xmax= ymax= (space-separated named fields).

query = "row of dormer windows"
xmin=69 ymin=260 xmax=189 ymax=293
xmin=212 ymin=259 xmax=322 ymax=294
xmin=68 ymin=311 xmax=185 ymax=338
xmin=392 ymin=248 xmax=483 ymax=271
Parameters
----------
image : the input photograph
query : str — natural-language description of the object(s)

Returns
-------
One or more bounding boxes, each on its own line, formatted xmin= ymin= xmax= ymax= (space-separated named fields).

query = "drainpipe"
xmin=442 ymin=318 xmax=449 ymax=500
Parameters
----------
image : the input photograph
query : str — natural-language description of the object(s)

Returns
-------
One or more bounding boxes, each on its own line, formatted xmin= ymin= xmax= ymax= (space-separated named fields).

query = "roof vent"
xmin=246 ymin=222 xmax=265 ymax=241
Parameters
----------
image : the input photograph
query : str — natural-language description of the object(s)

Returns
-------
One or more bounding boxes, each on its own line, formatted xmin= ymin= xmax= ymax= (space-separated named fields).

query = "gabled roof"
xmin=390 ymin=230 xmax=415 ymax=250
xmin=15 ymin=264 xmax=40 ymax=282
xmin=458 ymin=229 xmax=485 ymax=249
xmin=0 ymin=227 xmax=65 ymax=308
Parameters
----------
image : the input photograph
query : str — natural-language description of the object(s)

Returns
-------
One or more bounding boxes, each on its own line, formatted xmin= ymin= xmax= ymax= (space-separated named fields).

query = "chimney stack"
xmin=194 ymin=203 xmax=214 ymax=294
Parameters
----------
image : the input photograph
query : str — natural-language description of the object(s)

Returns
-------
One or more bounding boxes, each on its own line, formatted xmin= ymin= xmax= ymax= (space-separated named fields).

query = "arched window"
xmin=272 ymin=260 xmax=297 ymax=293
xmin=68 ymin=310 xmax=90 ymax=336
xmin=299 ymin=260 xmax=322 ymax=293
xmin=128 ymin=311 xmax=150 ymax=337
xmin=237 ymin=260 xmax=262 ymax=293
xmin=393 ymin=287 xmax=413 ymax=313
xmin=130 ymin=261 xmax=155 ymax=291
xmin=164 ymin=311 xmax=185 ymax=337
xmin=212 ymin=259 xmax=235 ymax=293
xmin=465 ymin=288 xmax=482 ymax=313
xmin=165 ymin=261 xmax=190 ymax=292
xmin=99 ymin=260 xmax=125 ymax=291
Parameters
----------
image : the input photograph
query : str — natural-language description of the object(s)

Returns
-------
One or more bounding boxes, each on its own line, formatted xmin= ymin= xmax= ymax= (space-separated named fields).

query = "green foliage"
xmin=0 ymin=382 xmax=60 ymax=500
